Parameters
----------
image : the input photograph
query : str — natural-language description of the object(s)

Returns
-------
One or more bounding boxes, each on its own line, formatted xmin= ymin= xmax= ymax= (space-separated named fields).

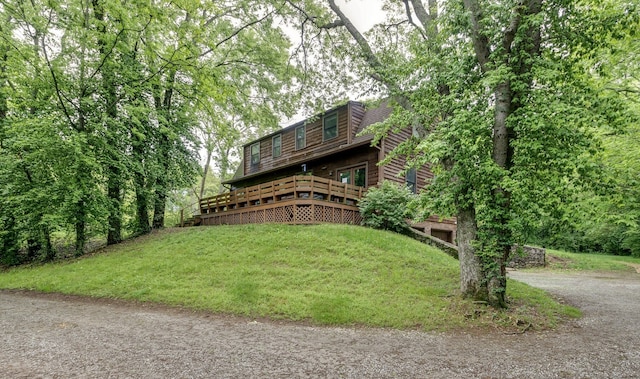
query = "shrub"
xmin=358 ymin=180 xmax=416 ymax=234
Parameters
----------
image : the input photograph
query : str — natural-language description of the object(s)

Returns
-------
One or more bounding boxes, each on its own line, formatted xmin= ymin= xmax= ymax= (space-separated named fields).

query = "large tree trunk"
xmin=93 ymin=0 xmax=123 ymax=245
xmin=134 ymin=168 xmax=151 ymax=235
xmin=152 ymin=174 xmax=167 ymax=229
xmin=199 ymin=146 xmax=213 ymax=199
xmin=485 ymin=81 xmax=515 ymax=307
xmin=151 ymin=69 xmax=176 ymax=229
xmin=106 ymin=170 xmax=122 ymax=245
xmin=457 ymin=206 xmax=486 ymax=300
xmin=151 ymin=120 xmax=170 ymax=230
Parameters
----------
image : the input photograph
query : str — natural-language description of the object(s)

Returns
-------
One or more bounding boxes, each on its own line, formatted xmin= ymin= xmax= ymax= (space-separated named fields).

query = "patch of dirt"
xmin=545 ymin=254 xmax=572 ymax=269
xmin=624 ymin=262 xmax=640 ymax=273
xmin=2 ymin=271 xmax=640 ymax=378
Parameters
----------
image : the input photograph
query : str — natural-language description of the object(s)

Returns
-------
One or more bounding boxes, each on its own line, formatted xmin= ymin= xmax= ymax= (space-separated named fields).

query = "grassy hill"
xmin=0 ymin=224 xmax=576 ymax=331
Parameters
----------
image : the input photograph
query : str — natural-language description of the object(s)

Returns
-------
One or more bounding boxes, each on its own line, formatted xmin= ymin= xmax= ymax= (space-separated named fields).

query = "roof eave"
xmin=223 ymin=137 xmax=374 ymax=185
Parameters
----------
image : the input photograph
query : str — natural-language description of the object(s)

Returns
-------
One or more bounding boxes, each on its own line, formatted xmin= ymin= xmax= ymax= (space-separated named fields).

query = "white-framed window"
xmin=272 ymin=134 xmax=282 ymax=158
xmin=250 ymin=142 xmax=260 ymax=165
xmin=323 ymin=113 xmax=338 ymax=141
xmin=295 ymin=125 xmax=306 ymax=150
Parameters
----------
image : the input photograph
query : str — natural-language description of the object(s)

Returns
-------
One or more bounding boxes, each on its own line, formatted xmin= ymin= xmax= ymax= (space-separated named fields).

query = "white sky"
xmin=334 ymin=0 xmax=386 ymax=32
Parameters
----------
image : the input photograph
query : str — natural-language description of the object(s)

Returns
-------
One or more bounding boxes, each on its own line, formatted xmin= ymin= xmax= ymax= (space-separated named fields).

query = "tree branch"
xmin=319 ymin=19 xmax=345 ymax=29
xmin=502 ymin=2 xmax=526 ymax=57
xmin=40 ymin=8 xmax=77 ymax=130
xmin=326 ymin=0 xmax=384 ymax=82
xmin=403 ymin=0 xmax=427 ymax=39
xmin=462 ymin=0 xmax=491 ymax=72
xmin=201 ymin=9 xmax=275 ymax=58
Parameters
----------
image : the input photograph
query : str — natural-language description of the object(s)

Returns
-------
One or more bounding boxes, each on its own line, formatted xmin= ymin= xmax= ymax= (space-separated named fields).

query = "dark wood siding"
xmin=381 ymin=126 xmax=456 ymax=236
xmin=349 ymin=103 xmax=366 ymax=143
xmin=233 ymin=145 xmax=379 ymax=190
xmin=242 ymin=103 xmax=365 ymax=176
xmin=380 ymin=126 xmax=433 ymax=190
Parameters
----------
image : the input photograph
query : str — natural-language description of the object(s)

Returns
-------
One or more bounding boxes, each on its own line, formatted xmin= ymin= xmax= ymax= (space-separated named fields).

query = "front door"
xmin=337 ymin=165 xmax=366 ymax=187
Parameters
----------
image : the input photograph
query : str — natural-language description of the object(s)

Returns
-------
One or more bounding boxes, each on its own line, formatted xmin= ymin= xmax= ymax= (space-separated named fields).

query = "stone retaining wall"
xmin=508 ymin=246 xmax=546 ymax=268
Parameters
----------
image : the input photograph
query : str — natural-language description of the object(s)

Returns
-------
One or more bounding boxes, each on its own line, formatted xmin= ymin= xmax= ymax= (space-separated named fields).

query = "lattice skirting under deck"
xmin=200 ymin=201 xmax=361 ymax=226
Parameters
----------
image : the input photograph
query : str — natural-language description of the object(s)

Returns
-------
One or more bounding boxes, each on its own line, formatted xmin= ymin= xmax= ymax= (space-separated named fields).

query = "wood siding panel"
xmin=349 ymin=103 xmax=366 ymax=142
xmin=381 ymin=127 xmax=412 ymax=186
xmin=243 ymin=103 xmax=358 ymax=176
xmin=381 ymin=126 xmax=456 ymax=236
xmin=380 ymin=127 xmax=433 ymax=189
xmin=234 ymin=146 xmax=379 ymax=190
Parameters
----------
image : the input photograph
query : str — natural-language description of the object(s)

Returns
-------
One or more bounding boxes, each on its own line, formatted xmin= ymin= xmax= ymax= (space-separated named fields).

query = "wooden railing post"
xmin=328 ymin=181 xmax=333 ymax=202
xmin=310 ymin=175 xmax=314 ymax=200
xmin=293 ymin=175 xmax=297 ymax=199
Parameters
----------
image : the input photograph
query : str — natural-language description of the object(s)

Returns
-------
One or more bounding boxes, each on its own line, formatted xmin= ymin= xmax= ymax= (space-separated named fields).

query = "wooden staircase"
xmin=180 ymin=215 xmax=202 ymax=227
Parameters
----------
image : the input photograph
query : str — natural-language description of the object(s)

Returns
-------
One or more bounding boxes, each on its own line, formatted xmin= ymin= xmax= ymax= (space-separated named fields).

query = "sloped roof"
xmin=353 ymin=100 xmax=393 ymax=144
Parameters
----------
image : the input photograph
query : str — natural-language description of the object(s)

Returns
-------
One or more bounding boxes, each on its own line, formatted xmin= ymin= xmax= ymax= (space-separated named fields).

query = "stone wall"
xmin=508 ymin=246 xmax=546 ymax=268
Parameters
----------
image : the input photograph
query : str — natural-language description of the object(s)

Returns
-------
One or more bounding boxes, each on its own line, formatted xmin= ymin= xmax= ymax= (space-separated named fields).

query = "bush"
xmin=358 ymin=180 xmax=416 ymax=234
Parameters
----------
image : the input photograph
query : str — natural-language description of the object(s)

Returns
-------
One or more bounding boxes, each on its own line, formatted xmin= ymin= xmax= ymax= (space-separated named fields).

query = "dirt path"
xmin=1 ymin=271 xmax=639 ymax=378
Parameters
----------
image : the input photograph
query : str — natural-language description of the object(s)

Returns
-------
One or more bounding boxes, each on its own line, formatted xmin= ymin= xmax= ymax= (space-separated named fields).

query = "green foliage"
xmin=358 ymin=180 xmax=416 ymax=234
xmin=0 ymin=225 xmax=576 ymax=331
xmin=290 ymin=0 xmax=640 ymax=306
xmin=0 ymin=210 xmax=20 ymax=266
xmin=529 ymin=111 xmax=640 ymax=257
xmin=0 ymin=1 xmax=302 ymax=259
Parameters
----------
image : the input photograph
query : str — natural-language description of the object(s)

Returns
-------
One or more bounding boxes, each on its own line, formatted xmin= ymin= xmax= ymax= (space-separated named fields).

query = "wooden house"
xmin=196 ymin=101 xmax=456 ymax=243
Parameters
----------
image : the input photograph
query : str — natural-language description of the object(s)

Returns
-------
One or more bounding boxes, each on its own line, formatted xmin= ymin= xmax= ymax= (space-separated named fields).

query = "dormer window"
xmin=250 ymin=142 xmax=260 ymax=165
xmin=272 ymin=134 xmax=282 ymax=158
xmin=323 ymin=113 xmax=338 ymax=141
xmin=295 ymin=125 xmax=306 ymax=150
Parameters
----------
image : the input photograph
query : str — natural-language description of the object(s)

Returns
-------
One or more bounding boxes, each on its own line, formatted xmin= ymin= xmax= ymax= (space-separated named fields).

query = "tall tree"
xmin=288 ymin=0 xmax=638 ymax=306
xmin=1 ymin=0 xmax=303 ymax=260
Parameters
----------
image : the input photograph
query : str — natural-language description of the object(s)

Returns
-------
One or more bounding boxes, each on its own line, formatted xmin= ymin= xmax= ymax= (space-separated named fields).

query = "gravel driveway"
xmin=1 ymin=270 xmax=639 ymax=378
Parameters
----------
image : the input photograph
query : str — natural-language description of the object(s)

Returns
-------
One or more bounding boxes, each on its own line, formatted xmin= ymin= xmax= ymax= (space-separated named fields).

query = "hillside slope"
xmin=0 ymin=224 xmax=575 ymax=330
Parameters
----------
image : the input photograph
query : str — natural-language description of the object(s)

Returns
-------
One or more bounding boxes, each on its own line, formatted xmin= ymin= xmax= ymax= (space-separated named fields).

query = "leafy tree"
xmin=288 ymin=0 xmax=639 ymax=307
xmin=359 ymin=180 xmax=416 ymax=234
xmin=0 ymin=0 xmax=302 ymax=260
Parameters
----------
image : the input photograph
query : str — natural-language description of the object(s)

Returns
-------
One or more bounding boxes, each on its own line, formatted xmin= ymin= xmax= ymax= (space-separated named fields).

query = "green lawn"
xmin=545 ymin=249 xmax=640 ymax=272
xmin=0 ymin=224 xmax=576 ymax=331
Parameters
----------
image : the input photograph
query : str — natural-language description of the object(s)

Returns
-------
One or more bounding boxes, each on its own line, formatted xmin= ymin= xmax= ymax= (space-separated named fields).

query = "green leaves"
xmin=359 ymin=180 xmax=417 ymax=234
xmin=311 ymin=0 xmax=639 ymax=305
xmin=0 ymin=0 xmax=306 ymax=260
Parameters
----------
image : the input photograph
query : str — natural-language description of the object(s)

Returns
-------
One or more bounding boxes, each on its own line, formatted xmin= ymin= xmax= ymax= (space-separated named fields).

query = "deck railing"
xmin=199 ymin=175 xmax=365 ymax=215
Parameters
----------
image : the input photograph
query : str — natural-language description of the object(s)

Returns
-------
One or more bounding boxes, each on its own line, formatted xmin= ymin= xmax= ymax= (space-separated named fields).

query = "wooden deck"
xmin=197 ymin=175 xmax=364 ymax=226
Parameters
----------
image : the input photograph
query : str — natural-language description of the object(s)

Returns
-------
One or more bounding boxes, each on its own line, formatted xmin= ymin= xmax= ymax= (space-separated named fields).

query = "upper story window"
xmin=323 ymin=113 xmax=338 ymax=141
xmin=250 ymin=142 xmax=260 ymax=165
xmin=406 ymin=168 xmax=417 ymax=194
xmin=272 ymin=134 xmax=281 ymax=158
xmin=295 ymin=125 xmax=306 ymax=150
